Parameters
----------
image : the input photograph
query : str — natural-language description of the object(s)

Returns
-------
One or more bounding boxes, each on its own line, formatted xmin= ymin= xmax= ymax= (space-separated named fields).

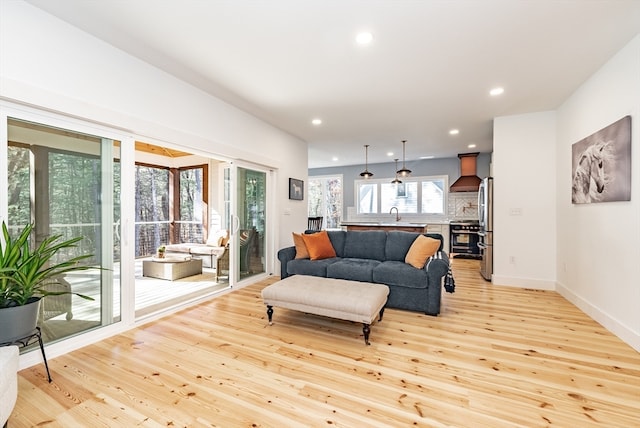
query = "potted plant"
xmin=157 ymin=245 xmax=166 ymax=259
xmin=0 ymin=221 xmax=95 ymax=344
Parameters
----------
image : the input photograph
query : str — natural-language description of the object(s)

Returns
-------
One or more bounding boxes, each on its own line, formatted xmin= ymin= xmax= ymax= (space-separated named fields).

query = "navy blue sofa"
xmin=277 ymin=230 xmax=450 ymax=315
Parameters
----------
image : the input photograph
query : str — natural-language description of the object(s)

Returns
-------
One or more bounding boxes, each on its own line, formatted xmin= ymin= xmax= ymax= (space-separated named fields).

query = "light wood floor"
xmin=11 ymin=259 xmax=640 ymax=427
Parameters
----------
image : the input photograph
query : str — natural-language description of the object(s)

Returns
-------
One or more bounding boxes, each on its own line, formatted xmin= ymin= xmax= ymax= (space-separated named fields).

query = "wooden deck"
xmin=11 ymin=258 xmax=640 ymax=427
xmin=39 ymin=261 xmax=229 ymax=342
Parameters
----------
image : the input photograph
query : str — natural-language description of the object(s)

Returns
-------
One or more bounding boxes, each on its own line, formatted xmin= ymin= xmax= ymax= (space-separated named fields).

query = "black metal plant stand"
xmin=0 ymin=327 xmax=52 ymax=383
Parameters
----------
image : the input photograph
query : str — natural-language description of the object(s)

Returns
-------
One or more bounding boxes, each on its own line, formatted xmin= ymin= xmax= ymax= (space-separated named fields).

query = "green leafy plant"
xmin=0 ymin=221 xmax=95 ymax=308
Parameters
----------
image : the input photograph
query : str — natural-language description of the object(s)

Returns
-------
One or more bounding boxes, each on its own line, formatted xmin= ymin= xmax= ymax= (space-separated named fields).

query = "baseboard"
xmin=491 ymin=274 xmax=556 ymax=290
xmin=556 ymin=281 xmax=640 ymax=353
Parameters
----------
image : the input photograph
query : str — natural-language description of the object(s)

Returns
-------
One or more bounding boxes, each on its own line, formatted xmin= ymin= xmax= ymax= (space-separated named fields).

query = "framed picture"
xmin=571 ymin=115 xmax=631 ymax=204
xmin=289 ymin=178 xmax=304 ymax=200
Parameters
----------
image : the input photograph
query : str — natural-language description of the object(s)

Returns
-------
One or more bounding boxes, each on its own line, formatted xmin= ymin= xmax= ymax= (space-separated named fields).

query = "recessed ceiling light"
xmin=356 ymin=32 xmax=373 ymax=45
xmin=449 ymin=129 xmax=459 ymax=135
xmin=312 ymin=118 xmax=322 ymax=125
xmin=468 ymin=143 xmax=477 ymax=148
xmin=332 ymin=157 xmax=338 ymax=162
xmin=387 ymin=152 xmax=394 ymax=157
xmin=489 ymin=87 xmax=504 ymax=96
xmin=420 ymin=156 xmax=435 ymax=159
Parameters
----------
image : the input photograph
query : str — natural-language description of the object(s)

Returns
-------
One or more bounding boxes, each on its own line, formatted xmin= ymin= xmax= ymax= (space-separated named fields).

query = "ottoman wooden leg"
xmin=267 ymin=305 xmax=274 ymax=325
xmin=379 ymin=307 xmax=385 ymax=321
xmin=362 ymin=323 xmax=371 ymax=346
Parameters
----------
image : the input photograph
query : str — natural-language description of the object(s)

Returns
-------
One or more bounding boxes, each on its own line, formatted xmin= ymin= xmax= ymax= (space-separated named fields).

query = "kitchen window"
xmin=356 ymin=175 xmax=447 ymax=215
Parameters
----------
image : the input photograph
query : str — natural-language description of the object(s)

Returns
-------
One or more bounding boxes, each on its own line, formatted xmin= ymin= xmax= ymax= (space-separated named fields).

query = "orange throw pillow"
xmin=301 ymin=230 xmax=337 ymax=260
xmin=292 ymin=232 xmax=310 ymax=259
xmin=405 ymin=235 xmax=440 ymax=269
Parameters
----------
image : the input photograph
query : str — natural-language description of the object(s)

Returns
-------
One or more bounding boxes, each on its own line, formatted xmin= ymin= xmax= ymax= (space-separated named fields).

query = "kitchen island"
xmin=340 ymin=222 xmax=428 ymax=233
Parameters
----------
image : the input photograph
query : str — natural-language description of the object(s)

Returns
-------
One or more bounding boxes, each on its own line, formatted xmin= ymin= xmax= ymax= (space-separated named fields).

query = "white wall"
xmin=556 ymin=35 xmax=640 ymax=351
xmin=0 ymin=1 xmax=309 ymax=259
xmin=493 ymin=35 xmax=640 ymax=352
xmin=492 ymin=112 xmax=557 ymax=289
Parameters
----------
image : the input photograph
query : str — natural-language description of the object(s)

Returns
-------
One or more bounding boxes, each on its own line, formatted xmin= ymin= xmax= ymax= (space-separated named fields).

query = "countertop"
xmin=340 ymin=221 xmax=428 ymax=227
xmin=340 ymin=221 xmax=451 ymax=226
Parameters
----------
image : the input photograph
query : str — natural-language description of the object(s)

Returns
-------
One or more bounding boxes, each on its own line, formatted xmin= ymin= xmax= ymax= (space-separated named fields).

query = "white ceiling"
xmin=26 ymin=0 xmax=640 ymax=168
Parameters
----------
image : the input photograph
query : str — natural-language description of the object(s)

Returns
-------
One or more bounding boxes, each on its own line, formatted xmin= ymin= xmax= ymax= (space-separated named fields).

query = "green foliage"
xmin=0 ymin=221 xmax=95 ymax=308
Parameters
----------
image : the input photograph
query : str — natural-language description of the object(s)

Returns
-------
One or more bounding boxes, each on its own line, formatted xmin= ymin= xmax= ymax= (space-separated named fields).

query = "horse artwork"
xmin=571 ymin=116 xmax=631 ymax=204
xmin=571 ymin=140 xmax=614 ymax=203
xmin=289 ymin=178 xmax=304 ymax=200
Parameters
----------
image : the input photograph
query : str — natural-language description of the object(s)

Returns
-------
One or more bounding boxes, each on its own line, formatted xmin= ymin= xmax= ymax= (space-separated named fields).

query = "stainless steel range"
xmin=449 ymin=220 xmax=481 ymax=259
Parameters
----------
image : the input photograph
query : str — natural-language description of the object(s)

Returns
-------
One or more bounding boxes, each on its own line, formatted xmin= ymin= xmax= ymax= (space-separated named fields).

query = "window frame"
xmin=354 ymin=174 xmax=448 ymax=220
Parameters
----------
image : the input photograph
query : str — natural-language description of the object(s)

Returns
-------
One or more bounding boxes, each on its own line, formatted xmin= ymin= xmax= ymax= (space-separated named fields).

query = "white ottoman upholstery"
xmin=0 ymin=345 xmax=19 ymax=427
xmin=261 ymin=275 xmax=389 ymax=345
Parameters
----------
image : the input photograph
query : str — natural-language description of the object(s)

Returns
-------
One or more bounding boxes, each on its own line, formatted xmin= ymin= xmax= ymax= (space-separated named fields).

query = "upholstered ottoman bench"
xmin=261 ymin=275 xmax=389 ymax=345
xmin=0 ymin=345 xmax=19 ymax=427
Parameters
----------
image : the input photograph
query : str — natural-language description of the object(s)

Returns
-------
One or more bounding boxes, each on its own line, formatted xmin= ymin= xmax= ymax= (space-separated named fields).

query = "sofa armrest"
xmin=277 ymin=246 xmax=296 ymax=279
xmin=425 ymin=250 xmax=449 ymax=277
xmin=423 ymin=250 xmax=450 ymax=315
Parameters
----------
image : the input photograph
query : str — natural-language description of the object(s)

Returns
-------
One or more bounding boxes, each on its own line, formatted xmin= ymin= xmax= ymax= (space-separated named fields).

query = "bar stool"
xmin=307 ymin=216 xmax=323 ymax=231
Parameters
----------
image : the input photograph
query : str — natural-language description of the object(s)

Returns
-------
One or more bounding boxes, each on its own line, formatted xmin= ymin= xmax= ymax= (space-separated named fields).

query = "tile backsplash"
xmin=448 ymin=192 xmax=478 ymax=220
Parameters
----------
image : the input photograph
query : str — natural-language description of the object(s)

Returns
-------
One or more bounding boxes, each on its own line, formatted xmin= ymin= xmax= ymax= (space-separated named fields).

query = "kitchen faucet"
xmin=390 ymin=206 xmax=401 ymax=222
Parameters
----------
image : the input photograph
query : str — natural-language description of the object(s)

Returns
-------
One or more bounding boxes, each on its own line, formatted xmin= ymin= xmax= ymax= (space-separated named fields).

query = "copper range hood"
xmin=449 ymin=152 xmax=481 ymax=192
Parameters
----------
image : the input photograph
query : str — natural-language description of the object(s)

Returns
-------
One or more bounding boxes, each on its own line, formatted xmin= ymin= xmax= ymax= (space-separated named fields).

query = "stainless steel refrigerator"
xmin=478 ymin=177 xmax=493 ymax=280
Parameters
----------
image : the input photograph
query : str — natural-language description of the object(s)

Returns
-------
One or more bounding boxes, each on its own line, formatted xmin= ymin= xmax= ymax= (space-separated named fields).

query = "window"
xmin=308 ymin=175 xmax=342 ymax=229
xmin=135 ymin=164 xmax=169 ymax=257
xmin=177 ymin=165 xmax=206 ymax=242
xmin=358 ymin=182 xmax=377 ymax=214
xmin=134 ymin=163 xmax=209 ymax=257
xmin=381 ymin=182 xmax=418 ymax=213
xmin=7 ymin=117 xmax=121 ymax=343
xmin=356 ymin=176 xmax=447 ymax=216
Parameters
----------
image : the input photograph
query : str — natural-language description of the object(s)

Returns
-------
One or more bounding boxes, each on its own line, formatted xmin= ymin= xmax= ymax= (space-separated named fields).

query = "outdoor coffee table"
xmin=142 ymin=257 xmax=202 ymax=281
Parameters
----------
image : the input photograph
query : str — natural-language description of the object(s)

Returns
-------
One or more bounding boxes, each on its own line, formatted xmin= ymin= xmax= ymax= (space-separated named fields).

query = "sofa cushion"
xmin=343 ymin=230 xmax=387 ymax=261
xmin=326 ymin=258 xmax=381 ymax=282
xmin=301 ymin=231 xmax=337 ymax=260
xmin=292 ymin=233 xmax=310 ymax=259
xmin=327 ymin=230 xmax=347 ymax=257
xmin=385 ymin=231 xmax=421 ymax=261
xmin=373 ymin=261 xmax=428 ymax=289
xmin=405 ymin=235 xmax=440 ymax=268
xmin=286 ymin=257 xmax=340 ymax=277
xmin=163 ymin=243 xmax=193 ymax=253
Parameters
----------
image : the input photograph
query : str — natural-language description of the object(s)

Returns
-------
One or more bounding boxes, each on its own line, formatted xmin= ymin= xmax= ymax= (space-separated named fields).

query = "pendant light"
xmin=396 ymin=140 xmax=412 ymax=177
xmin=391 ymin=159 xmax=402 ymax=184
xmin=359 ymin=144 xmax=374 ymax=178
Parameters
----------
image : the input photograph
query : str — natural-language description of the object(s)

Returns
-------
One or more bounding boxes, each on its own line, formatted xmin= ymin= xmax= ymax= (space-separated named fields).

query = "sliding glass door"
xmin=224 ymin=165 xmax=267 ymax=283
xmin=236 ymin=167 xmax=266 ymax=280
xmin=2 ymin=106 xmax=274 ymax=349
xmin=4 ymin=117 xmax=121 ymax=343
